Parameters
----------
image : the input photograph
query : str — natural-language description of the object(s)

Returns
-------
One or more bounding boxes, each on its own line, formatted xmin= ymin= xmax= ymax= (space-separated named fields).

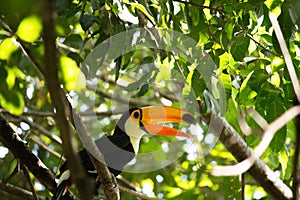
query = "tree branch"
xmin=0 ymin=114 xmax=76 ymax=200
xmin=40 ymin=0 xmax=93 ymax=199
xmin=292 ymin=102 xmax=300 ymax=200
xmin=72 ymin=111 xmax=120 ymax=200
xmin=200 ymin=111 xmax=293 ymax=199
xmin=0 ymin=115 xmax=56 ymax=192
xmin=0 ymin=181 xmax=44 ymax=200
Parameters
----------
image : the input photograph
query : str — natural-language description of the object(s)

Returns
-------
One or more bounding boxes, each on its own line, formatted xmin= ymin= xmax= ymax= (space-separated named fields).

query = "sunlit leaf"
xmin=16 ymin=15 xmax=42 ymax=42
xmin=128 ymin=3 xmax=155 ymax=25
xmin=59 ymin=56 xmax=86 ymax=91
xmin=0 ymin=38 xmax=18 ymax=60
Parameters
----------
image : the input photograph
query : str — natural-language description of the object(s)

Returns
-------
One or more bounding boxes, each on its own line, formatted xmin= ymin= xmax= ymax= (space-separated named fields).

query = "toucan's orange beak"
xmin=140 ymin=106 xmax=196 ymax=138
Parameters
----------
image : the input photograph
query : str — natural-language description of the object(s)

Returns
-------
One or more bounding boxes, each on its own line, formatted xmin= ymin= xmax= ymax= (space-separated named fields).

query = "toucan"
xmin=52 ymin=106 xmax=196 ymax=199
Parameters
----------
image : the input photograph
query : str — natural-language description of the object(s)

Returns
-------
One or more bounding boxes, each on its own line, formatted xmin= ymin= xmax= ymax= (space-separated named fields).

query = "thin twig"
xmin=269 ymin=13 xmax=300 ymax=102
xmin=87 ymin=83 xmax=150 ymax=107
xmin=119 ymin=185 xmax=160 ymax=200
xmin=2 ymin=112 xmax=62 ymax=145
xmin=29 ymin=134 xmax=65 ymax=160
xmin=0 ymin=181 xmax=41 ymax=200
xmin=22 ymin=165 xmax=38 ymax=200
xmin=172 ymin=0 xmax=226 ymax=16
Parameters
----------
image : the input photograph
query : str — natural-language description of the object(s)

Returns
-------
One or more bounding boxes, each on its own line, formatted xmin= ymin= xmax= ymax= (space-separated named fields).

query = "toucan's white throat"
xmin=124 ymin=117 xmax=147 ymax=153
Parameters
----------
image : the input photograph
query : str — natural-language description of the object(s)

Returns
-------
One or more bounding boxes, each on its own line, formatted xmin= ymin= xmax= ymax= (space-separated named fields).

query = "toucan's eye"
xmin=132 ymin=111 xmax=140 ymax=119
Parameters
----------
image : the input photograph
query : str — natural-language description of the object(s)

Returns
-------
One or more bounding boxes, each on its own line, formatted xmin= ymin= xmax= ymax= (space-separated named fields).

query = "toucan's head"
xmin=117 ymin=106 xmax=196 ymax=153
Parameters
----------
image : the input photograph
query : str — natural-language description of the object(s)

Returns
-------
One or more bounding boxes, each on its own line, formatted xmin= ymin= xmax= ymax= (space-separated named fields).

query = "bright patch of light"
xmin=89 ymin=93 xmax=95 ymax=101
xmin=204 ymin=133 xmax=215 ymax=144
xmin=187 ymin=152 xmax=197 ymax=161
xmin=190 ymin=124 xmax=203 ymax=139
xmin=160 ymin=97 xmax=172 ymax=106
xmin=253 ymin=188 xmax=266 ymax=199
xmin=172 ymin=1 xmax=181 ymax=15
xmin=118 ymin=3 xmax=139 ymax=24
xmin=156 ymin=175 xmax=164 ymax=183
xmin=34 ymin=182 xmax=45 ymax=191
xmin=26 ymin=83 xmax=34 ymax=99
xmin=161 ymin=142 xmax=169 ymax=153
xmin=116 ymin=78 xmax=129 ymax=87
xmin=157 ymin=193 xmax=164 ymax=199
xmin=127 ymin=157 xmax=136 ymax=166
xmin=180 ymin=174 xmax=188 ymax=181
xmin=99 ymin=103 xmax=108 ymax=112
xmin=142 ymin=179 xmax=155 ymax=197
xmin=80 ymin=104 xmax=89 ymax=112
xmin=32 ymin=144 xmax=39 ymax=156
xmin=132 ymin=31 xmax=140 ymax=46
xmin=102 ymin=117 xmax=110 ymax=126
xmin=0 ymin=146 xmax=9 ymax=158
xmin=20 ymin=122 xmax=30 ymax=131
xmin=274 ymin=170 xmax=280 ymax=178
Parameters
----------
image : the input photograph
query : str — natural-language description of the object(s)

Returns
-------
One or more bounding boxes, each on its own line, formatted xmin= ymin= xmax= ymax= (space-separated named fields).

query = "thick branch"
xmin=72 ymin=112 xmax=120 ymax=200
xmin=0 ymin=115 xmax=56 ymax=192
xmin=41 ymin=0 xmax=93 ymax=199
xmin=200 ymin=112 xmax=293 ymax=200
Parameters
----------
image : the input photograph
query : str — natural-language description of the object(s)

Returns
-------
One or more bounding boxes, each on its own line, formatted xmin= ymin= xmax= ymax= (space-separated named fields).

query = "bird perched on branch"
xmin=52 ymin=106 xmax=196 ymax=199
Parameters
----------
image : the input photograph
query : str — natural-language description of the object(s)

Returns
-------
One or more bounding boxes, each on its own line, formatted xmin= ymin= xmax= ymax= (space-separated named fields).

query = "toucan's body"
xmin=52 ymin=106 xmax=195 ymax=199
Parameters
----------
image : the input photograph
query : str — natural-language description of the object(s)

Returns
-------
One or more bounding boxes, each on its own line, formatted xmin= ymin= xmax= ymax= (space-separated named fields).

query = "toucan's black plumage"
xmin=52 ymin=106 xmax=195 ymax=200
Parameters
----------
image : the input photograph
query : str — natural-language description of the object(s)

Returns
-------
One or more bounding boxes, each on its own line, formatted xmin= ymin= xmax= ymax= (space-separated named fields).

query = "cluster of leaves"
xmin=0 ymin=0 xmax=299 ymax=199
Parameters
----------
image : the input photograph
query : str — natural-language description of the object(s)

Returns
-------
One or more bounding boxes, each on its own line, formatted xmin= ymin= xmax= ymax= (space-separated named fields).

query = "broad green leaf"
xmin=238 ymin=72 xmax=257 ymax=106
xmin=163 ymin=186 xmax=182 ymax=198
xmin=63 ymin=34 xmax=83 ymax=49
xmin=231 ymin=35 xmax=250 ymax=61
xmin=220 ymin=73 xmax=232 ymax=100
xmin=0 ymin=67 xmax=24 ymax=115
xmin=189 ymin=5 xmax=199 ymax=26
xmin=0 ymin=89 xmax=24 ymax=115
xmin=125 ymin=72 xmax=152 ymax=92
xmin=80 ymin=14 xmax=98 ymax=31
xmin=0 ymin=38 xmax=18 ymax=60
xmin=248 ymin=70 xmax=270 ymax=92
xmin=59 ymin=56 xmax=86 ymax=91
xmin=16 ymin=15 xmax=42 ymax=42
xmin=191 ymin=69 xmax=206 ymax=98
xmin=279 ymin=149 xmax=288 ymax=178
xmin=133 ymin=83 xmax=149 ymax=97
xmin=156 ymin=57 xmax=173 ymax=83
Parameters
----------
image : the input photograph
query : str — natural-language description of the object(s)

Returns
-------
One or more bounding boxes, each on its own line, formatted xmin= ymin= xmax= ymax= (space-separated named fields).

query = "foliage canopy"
xmin=0 ymin=0 xmax=299 ymax=199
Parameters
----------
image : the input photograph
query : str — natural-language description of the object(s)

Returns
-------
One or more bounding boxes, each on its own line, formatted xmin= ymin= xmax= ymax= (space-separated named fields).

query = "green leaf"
xmin=270 ymin=125 xmax=286 ymax=152
xmin=238 ymin=72 xmax=257 ymax=106
xmin=191 ymin=69 xmax=206 ymax=98
xmin=133 ymin=83 xmax=149 ymax=97
xmin=80 ymin=14 xmax=98 ymax=31
xmin=220 ymin=73 xmax=232 ymax=100
xmin=16 ymin=15 xmax=42 ymax=42
xmin=129 ymin=3 xmax=155 ymax=25
xmin=0 ymin=67 xmax=24 ymax=115
xmin=59 ymin=56 xmax=86 ymax=91
xmin=0 ymin=38 xmax=19 ymax=60
xmin=231 ymin=35 xmax=250 ymax=61
xmin=125 ymin=73 xmax=152 ymax=92
xmin=279 ymin=149 xmax=288 ymax=178
xmin=63 ymin=34 xmax=83 ymax=49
